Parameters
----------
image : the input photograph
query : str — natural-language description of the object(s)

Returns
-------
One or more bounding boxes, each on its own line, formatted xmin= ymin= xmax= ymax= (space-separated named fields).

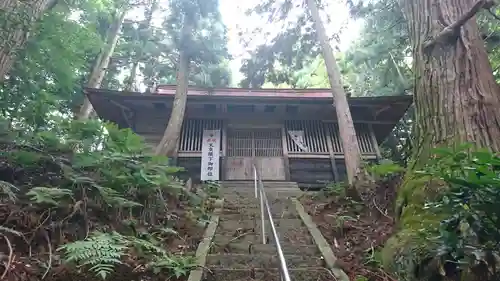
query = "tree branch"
xmin=423 ymin=0 xmax=496 ymax=52
xmin=487 ymin=7 xmax=500 ymax=21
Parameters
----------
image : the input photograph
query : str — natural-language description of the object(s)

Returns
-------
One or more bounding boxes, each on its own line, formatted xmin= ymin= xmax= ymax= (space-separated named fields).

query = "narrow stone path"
xmin=200 ymin=181 xmax=335 ymax=281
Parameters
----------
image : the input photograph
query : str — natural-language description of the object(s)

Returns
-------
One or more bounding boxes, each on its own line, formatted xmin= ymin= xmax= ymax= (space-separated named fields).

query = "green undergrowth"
xmin=310 ymin=147 xmax=500 ymax=281
xmin=383 ymin=144 xmax=500 ymax=281
xmin=0 ymin=117 xmax=218 ymax=280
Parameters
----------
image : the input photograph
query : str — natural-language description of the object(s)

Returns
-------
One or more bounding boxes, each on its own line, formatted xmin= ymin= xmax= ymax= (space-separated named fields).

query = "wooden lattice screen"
xmin=227 ymin=128 xmax=283 ymax=157
xmin=178 ymin=119 xmax=223 ymax=152
xmin=325 ymin=122 xmax=376 ymax=154
xmin=284 ymin=120 xmax=329 ymax=154
xmin=355 ymin=123 xmax=375 ymax=154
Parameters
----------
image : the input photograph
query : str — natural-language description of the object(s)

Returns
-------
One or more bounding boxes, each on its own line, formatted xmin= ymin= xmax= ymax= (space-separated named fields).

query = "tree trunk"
xmin=77 ymin=10 xmax=126 ymax=120
xmin=154 ymin=16 xmax=193 ymax=157
xmin=154 ymin=49 xmax=190 ymax=156
xmin=0 ymin=0 xmax=54 ymax=81
xmin=305 ymin=0 xmax=363 ymax=184
xmin=383 ymin=0 xmax=500 ymax=279
xmin=124 ymin=61 xmax=139 ymax=91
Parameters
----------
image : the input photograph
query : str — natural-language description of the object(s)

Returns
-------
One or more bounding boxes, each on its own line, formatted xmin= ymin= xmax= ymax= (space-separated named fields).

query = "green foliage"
xmin=59 ymin=232 xmax=127 ymax=280
xmin=201 ymin=180 xmax=221 ymax=199
xmin=320 ymin=182 xmax=347 ymax=197
xmin=355 ymin=275 xmax=369 ymax=281
xmin=386 ymin=144 xmax=500 ymax=280
xmin=367 ymin=159 xmax=405 ymax=179
xmin=416 ymin=145 xmax=500 ymax=278
xmin=149 ymin=255 xmax=197 ymax=278
xmin=0 ymin=116 xmax=209 ymax=279
xmin=238 ymin=0 xmax=322 ymax=88
xmin=59 ymin=230 xmax=198 ymax=280
xmin=26 ymin=187 xmax=74 ymax=206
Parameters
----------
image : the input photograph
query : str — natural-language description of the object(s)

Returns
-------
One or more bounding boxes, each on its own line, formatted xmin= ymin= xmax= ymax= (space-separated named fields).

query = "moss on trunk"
xmin=384 ymin=0 xmax=500 ymax=279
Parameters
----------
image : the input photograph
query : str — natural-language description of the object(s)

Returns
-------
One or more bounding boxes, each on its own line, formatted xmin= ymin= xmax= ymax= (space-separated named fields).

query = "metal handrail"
xmin=252 ymin=159 xmax=291 ymax=281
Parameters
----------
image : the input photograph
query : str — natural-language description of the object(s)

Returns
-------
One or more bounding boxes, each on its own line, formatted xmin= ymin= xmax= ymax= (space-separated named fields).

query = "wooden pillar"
xmin=281 ymin=124 xmax=291 ymax=181
xmin=324 ymin=122 xmax=340 ymax=182
xmin=368 ymin=123 xmax=382 ymax=160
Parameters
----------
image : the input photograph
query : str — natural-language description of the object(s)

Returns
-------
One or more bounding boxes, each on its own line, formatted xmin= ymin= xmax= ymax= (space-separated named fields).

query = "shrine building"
xmin=85 ymin=85 xmax=412 ymax=188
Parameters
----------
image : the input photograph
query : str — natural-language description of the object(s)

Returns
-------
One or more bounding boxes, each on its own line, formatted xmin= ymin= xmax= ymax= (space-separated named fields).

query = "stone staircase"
xmin=201 ymin=181 xmax=333 ymax=281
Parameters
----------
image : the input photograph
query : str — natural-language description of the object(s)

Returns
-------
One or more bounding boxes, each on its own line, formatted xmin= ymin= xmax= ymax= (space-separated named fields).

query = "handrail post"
xmin=254 ymin=167 xmax=257 ymax=198
xmin=260 ymin=187 xmax=266 ymax=244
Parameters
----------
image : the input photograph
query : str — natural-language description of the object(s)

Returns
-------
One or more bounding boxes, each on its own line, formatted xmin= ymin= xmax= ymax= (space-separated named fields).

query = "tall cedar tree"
xmin=384 ymin=0 xmax=500 ymax=279
xmin=155 ymin=0 xmax=229 ymax=156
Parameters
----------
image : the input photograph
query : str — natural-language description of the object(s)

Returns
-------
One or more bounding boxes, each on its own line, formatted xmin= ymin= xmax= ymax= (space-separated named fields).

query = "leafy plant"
xmin=321 ymin=182 xmax=347 ymax=197
xmin=202 ymin=180 xmax=221 ymax=199
xmin=149 ymin=255 xmax=197 ymax=278
xmin=334 ymin=215 xmax=358 ymax=236
xmin=417 ymin=144 xmax=500 ymax=278
xmin=58 ymin=232 xmax=127 ymax=280
xmin=367 ymin=159 xmax=405 ymax=179
xmin=26 ymin=187 xmax=74 ymax=206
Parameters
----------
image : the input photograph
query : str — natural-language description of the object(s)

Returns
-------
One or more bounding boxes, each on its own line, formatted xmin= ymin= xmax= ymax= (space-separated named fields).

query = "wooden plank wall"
xmin=140 ymin=118 xmax=380 ymax=185
xmin=289 ymin=158 xmax=334 ymax=188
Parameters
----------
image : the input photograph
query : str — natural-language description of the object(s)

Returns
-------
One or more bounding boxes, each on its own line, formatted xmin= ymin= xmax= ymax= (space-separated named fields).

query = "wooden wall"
xmin=139 ymin=117 xmax=381 ymax=185
xmin=289 ymin=158 xmax=334 ymax=188
xmin=176 ymin=157 xmax=221 ymax=183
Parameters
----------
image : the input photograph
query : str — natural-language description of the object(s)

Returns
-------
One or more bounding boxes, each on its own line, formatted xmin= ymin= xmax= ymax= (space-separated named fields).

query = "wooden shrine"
xmin=86 ymin=85 xmax=412 ymax=187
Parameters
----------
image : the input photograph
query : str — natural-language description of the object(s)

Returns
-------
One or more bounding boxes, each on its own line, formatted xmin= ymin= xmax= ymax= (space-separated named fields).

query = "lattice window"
xmin=179 ymin=119 xmax=222 ymax=152
xmin=355 ymin=123 xmax=375 ymax=154
xmin=325 ymin=122 xmax=376 ymax=154
xmin=227 ymin=128 xmax=283 ymax=157
xmin=285 ymin=120 xmax=329 ymax=153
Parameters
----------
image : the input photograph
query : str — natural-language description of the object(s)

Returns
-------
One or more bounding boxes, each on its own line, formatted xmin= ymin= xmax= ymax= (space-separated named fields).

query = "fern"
xmin=149 ymin=255 xmax=197 ymax=278
xmin=58 ymin=232 xmax=127 ymax=280
xmin=26 ymin=187 xmax=74 ymax=206
xmin=0 ymin=180 xmax=18 ymax=202
xmin=127 ymin=236 xmax=167 ymax=256
xmin=93 ymin=185 xmax=142 ymax=208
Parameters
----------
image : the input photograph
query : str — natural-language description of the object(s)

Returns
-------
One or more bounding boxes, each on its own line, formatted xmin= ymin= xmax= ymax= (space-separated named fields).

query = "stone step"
xmin=209 ymin=241 xmax=319 ymax=255
xmin=206 ymin=254 xmax=324 ymax=269
xmin=220 ymin=209 xmax=299 ymax=220
xmin=222 ymin=199 xmax=295 ymax=211
xmin=202 ymin=267 xmax=332 ymax=281
xmin=222 ymin=191 xmax=297 ymax=198
xmin=221 ymin=188 xmax=300 ymax=194
xmin=220 ymin=211 xmax=299 ymax=220
xmin=221 ymin=185 xmax=301 ymax=192
xmin=212 ymin=226 xmax=314 ymax=245
xmin=222 ymin=181 xmax=298 ymax=186
xmin=216 ymin=219 xmax=304 ymax=234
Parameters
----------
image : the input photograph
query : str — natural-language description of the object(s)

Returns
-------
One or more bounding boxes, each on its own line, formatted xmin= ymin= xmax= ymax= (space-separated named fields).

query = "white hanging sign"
xmin=200 ymin=129 xmax=220 ymax=181
xmin=287 ymin=130 xmax=309 ymax=152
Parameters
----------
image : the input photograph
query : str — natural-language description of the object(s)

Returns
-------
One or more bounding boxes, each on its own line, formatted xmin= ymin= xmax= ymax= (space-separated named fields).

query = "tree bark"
xmin=403 ymin=0 xmax=500 ymax=166
xmin=305 ymin=0 xmax=363 ymax=184
xmin=77 ymin=10 xmax=126 ymax=120
xmin=154 ymin=49 xmax=190 ymax=156
xmin=124 ymin=61 xmax=139 ymax=91
xmin=383 ymin=0 xmax=500 ymax=279
xmin=0 ymin=0 xmax=54 ymax=81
